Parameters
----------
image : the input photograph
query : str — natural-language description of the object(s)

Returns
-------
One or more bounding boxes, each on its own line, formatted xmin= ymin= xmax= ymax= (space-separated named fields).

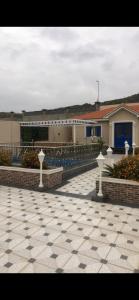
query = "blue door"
xmin=114 ymin=122 xmax=132 ymax=148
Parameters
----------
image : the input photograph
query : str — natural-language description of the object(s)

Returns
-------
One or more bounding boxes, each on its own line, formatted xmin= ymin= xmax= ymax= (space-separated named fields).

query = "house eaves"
xmin=92 ymin=118 xmax=109 ymax=122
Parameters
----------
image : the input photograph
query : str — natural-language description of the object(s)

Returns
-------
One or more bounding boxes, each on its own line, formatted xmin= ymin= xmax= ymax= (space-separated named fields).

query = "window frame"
xmin=92 ymin=125 xmax=102 ymax=137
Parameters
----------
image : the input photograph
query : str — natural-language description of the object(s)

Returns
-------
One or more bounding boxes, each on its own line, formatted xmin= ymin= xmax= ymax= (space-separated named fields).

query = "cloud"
xmin=0 ymin=27 xmax=139 ymax=112
xmin=51 ymin=42 xmax=111 ymax=63
xmin=40 ymin=27 xmax=79 ymax=43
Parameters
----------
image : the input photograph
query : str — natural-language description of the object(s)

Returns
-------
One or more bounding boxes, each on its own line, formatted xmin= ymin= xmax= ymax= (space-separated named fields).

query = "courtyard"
xmin=0 ymin=166 xmax=139 ymax=273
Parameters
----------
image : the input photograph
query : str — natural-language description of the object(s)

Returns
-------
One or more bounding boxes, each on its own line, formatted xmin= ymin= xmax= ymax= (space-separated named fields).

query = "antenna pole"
xmin=96 ymin=80 xmax=99 ymax=102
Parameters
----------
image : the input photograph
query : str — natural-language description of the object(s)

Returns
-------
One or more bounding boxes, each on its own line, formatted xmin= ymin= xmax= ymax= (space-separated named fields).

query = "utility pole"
xmin=96 ymin=80 xmax=99 ymax=102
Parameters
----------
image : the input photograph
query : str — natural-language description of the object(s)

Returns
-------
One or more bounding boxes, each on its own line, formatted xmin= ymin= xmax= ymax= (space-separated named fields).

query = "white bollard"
xmin=125 ymin=141 xmax=129 ymax=156
xmin=107 ymin=146 xmax=113 ymax=166
xmin=107 ymin=147 xmax=113 ymax=158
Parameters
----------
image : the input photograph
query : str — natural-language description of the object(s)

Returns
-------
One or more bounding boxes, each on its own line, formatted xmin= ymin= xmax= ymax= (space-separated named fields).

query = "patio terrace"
xmin=0 ymin=160 xmax=139 ymax=273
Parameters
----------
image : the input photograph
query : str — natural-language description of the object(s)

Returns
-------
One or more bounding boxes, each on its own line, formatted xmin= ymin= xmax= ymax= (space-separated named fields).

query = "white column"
xmin=132 ymin=143 xmax=136 ymax=156
xmin=73 ymin=125 xmax=76 ymax=145
xmin=109 ymin=123 xmax=113 ymax=147
xmin=97 ymin=168 xmax=103 ymax=197
xmin=39 ymin=162 xmax=43 ymax=188
xmin=133 ymin=122 xmax=136 ymax=144
xmin=91 ymin=127 xmax=94 ymax=136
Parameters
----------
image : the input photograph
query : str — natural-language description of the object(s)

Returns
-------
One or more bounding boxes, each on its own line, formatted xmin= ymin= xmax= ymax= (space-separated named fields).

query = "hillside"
xmin=24 ymin=103 xmax=96 ymax=115
xmin=102 ymin=93 xmax=139 ymax=106
xmin=1 ymin=93 xmax=139 ymax=120
xmin=25 ymin=93 xmax=139 ymax=115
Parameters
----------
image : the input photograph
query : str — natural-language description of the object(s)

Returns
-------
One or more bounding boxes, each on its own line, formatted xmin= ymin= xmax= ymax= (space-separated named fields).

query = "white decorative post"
xmin=96 ymin=152 xmax=105 ymax=197
xmin=132 ymin=142 xmax=136 ymax=156
xmin=125 ymin=141 xmax=129 ymax=156
xmin=107 ymin=146 xmax=113 ymax=167
xmin=38 ymin=149 xmax=45 ymax=188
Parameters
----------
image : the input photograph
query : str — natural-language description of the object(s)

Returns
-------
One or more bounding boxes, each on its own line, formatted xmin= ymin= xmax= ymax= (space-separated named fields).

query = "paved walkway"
xmin=56 ymin=154 xmax=123 ymax=198
xmin=0 ymin=155 xmax=139 ymax=273
xmin=56 ymin=167 xmax=99 ymax=197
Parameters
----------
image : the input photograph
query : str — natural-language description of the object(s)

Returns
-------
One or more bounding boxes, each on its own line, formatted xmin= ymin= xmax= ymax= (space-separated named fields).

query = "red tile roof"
xmin=74 ymin=107 xmax=116 ymax=120
xmin=127 ymin=105 xmax=139 ymax=113
xmin=73 ymin=104 xmax=139 ymax=120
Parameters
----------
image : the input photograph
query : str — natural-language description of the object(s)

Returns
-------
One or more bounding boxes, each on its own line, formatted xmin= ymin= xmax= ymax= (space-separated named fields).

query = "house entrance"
xmin=114 ymin=122 xmax=132 ymax=148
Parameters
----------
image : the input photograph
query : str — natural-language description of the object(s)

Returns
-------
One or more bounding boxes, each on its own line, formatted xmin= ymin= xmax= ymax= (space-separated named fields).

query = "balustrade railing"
xmin=0 ymin=143 xmax=104 ymax=165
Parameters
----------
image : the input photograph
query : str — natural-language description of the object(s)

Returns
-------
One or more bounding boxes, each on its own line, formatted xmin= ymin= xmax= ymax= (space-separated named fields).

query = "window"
xmin=86 ymin=126 xmax=92 ymax=137
xmin=21 ymin=126 xmax=48 ymax=142
xmin=93 ymin=126 xmax=101 ymax=137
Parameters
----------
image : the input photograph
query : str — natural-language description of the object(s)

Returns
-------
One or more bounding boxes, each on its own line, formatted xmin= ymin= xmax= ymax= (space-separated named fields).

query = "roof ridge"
xmin=73 ymin=103 xmax=139 ymax=120
xmin=73 ymin=106 xmax=114 ymax=120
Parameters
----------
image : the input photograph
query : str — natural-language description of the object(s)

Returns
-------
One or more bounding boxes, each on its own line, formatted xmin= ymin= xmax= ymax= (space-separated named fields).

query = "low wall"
xmin=96 ymin=177 xmax=139 ymax=205
xmin=0 ymin=166 xmax=63 ymax=190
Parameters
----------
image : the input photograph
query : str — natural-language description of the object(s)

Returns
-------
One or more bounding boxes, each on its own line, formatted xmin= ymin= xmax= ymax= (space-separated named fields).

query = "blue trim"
xmin=95 ymin=126 xmax=101 ymax=137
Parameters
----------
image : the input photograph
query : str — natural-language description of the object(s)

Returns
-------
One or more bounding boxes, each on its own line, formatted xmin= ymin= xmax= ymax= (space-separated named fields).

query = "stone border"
xmin=0 ymin=166 xmax=63 ymax=191
xmin=96 ymin=176 xmax=139 ymax=205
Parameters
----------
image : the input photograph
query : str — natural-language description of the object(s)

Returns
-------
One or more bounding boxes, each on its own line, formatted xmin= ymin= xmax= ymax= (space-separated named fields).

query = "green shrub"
xmin=97 ymin=137 xmax=105 ymax=151
xmin=21 ymin=150 xmax=47 ymax=169
xmin=103 ymin=155 xmax=139 ymax=181
xmin=0 ymin=150 xmax=12 ymax=166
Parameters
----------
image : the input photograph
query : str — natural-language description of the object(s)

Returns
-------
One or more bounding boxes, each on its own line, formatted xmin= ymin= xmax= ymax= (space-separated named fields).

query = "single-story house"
xmin=74 ymin=104 xmax=139 ymax=148
xmin=20 ymin=119 xmax=96 ymax=145
xmin=0 ymin=103 xmax=139 ymax=148
xmin=0 ymin=118 xmax=96 ymax=145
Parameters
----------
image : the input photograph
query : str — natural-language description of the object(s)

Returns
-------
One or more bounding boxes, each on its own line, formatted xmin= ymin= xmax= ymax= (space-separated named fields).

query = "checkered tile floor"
xmin=0 ymin=164 xmax=139 ymax=273
xmin=56 ymin=168 xmax=99 ymax=195
xmin=56 ymin=155 xmax=123 ymax=196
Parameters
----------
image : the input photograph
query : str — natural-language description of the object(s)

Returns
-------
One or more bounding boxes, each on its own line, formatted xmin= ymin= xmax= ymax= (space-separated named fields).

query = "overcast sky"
xmin=0 ymin=27 xmax=139 ymax=112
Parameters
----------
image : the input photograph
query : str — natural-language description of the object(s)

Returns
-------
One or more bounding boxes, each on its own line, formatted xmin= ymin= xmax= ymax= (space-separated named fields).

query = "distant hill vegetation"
xmin=102 ymin=93 xmax=139 ymax=106
xmin=52 ymin=93 xmax=139 ymax=114
xmin=39 ymin=93 xmax=139 ymax=114
xmin=38 ymin=93 xmax=139 ymax=115
xmin=24 ymin=103 xmax=96 ymax=115
xmin=22 ymin=94 xmax=139 ymax=116
xmin=1 ymin=93 xmax=139 ymax=120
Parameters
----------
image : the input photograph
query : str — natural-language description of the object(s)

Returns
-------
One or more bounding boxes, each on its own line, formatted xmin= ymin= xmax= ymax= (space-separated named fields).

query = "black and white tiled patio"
xmin=0 ymin=167 xmax=139 ymax=273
